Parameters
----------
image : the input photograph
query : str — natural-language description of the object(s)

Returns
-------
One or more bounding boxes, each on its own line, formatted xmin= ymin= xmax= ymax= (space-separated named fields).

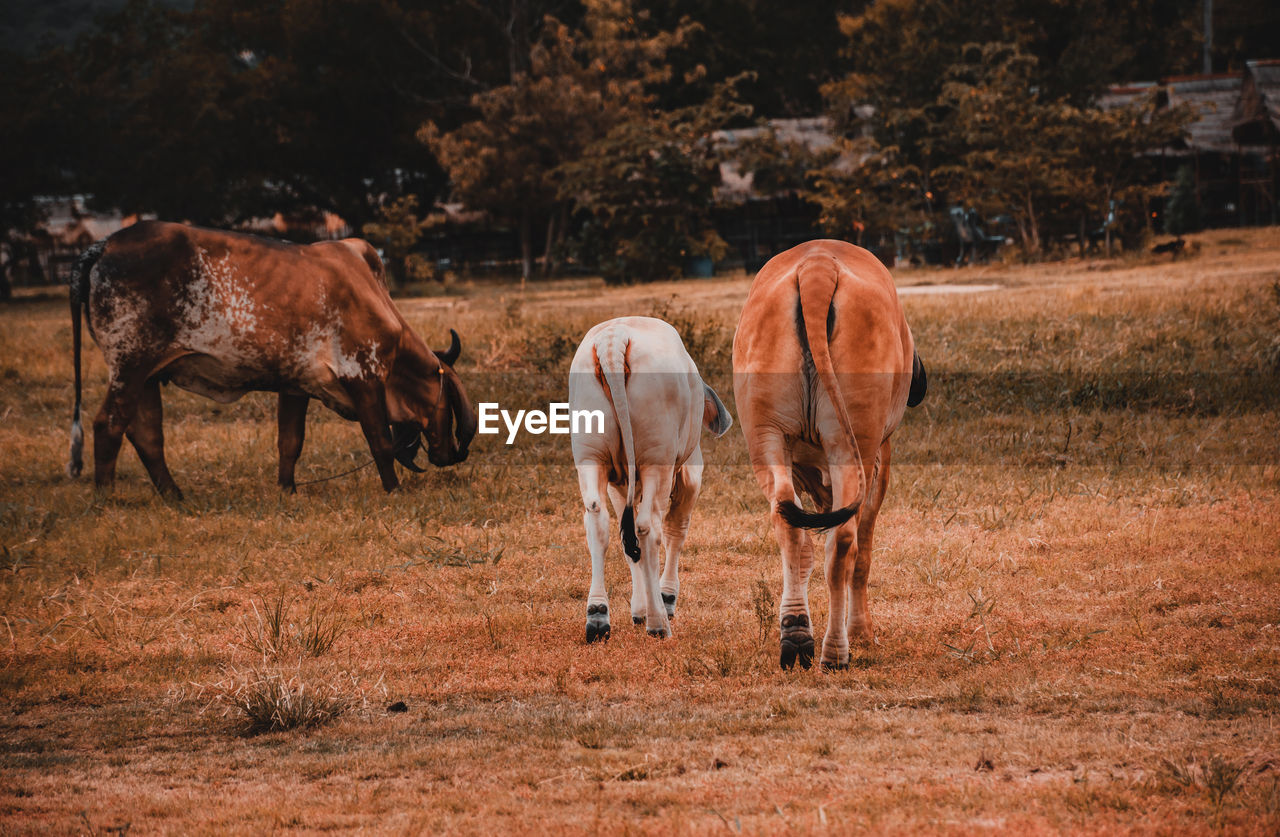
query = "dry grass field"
xmin=2 ymin=228 xmax=1278 ymax=834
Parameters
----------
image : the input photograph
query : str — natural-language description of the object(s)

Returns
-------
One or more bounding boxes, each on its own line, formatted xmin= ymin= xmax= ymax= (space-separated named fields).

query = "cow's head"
xmin=388 ymin=329 xmax=478 ymax=470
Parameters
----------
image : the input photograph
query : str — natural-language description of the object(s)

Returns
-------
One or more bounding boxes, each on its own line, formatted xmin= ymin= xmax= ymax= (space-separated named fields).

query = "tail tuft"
xmin=620 ymin=505 xmax=641 ymax=562
xmin=777 ymin=499 xmax=857 ymax=531
xmin=67 ymin=417 xmax=83 ymax=478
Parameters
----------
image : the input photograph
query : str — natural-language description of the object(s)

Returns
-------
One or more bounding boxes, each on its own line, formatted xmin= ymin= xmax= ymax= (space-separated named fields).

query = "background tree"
xmin=362 ymin=196 xmax=428 ymax=288
xmin=423 ymin=0 xmax=695 ymax=284
xmin=932 ymin=43 xmax=1078 ymax=255
xmin=0 ymin=47 xmax=74 ymax=298
xmin=1163 ymin=164 xmax=1202 ymax=242
xmin=558 ymin=82 xmax=749 ymax=284
xmin=1064 ymin=94 xmax=1193 ymax=254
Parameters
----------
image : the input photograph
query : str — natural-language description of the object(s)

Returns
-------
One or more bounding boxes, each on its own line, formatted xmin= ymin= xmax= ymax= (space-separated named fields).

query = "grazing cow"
xmin=569 ymin=317 xmax=732 ymax=642
xmin=732 ymin=240 xmax=926 ymax=670
xmin=66 ymin=221 xmax=477 ymax=497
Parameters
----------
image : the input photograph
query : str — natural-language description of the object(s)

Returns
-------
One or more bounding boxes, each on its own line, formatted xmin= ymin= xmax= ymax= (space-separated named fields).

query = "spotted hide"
xmin=569 ymin=317 xmax=732 ymax=642
xmin=67 ymin=221 xmax=476 ymax=497
xmin=732 ymin=240 xmax=926 ymax=670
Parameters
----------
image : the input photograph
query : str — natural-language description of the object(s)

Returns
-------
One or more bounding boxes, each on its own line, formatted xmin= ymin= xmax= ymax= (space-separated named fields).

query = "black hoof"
xmin=779 ymin=613 xmax=813 ymax=670
xmin=821 ymin=659 xmax=850 ymax=672
xmin=632 ymin=616 xmax=644 ymax=626
xmin=586 ymin=604 xmax=610 ymax=643
xmin=646 ymin=627 xmax=669 ymax=639
xmin=780 ymin=636 xmax=814 ymax=670
xmin=662 ymin=592 xmax=676 ymax=619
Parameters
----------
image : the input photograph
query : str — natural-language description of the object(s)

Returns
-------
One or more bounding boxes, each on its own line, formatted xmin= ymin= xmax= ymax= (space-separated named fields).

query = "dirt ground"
xmin=1 ymin=228 xmax=1278 ymax=834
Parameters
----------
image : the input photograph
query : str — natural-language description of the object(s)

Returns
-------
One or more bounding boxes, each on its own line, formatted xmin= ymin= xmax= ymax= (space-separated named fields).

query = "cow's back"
xmin=569 ymin=317 xmax=703 ymax=474
xmin=88 ymin=222 xmax=402 ymax=409
xmin=733 ymin=240 xmax=915 ymax=445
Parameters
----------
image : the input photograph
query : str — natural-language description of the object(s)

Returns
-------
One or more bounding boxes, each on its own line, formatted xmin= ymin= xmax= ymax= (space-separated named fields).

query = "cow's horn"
xmin=391 ymin=423 xmax=428 ymax=473
xmin=437 ymin=329 xmax=461 ymax=367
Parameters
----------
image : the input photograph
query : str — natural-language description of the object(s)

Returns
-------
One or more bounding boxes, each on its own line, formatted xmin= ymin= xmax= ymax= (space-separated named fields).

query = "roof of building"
xmin=1164 ymin=74 xmax=1243 ymax=153
xmin=1233 ymin=59 xmax=1280 ymax=145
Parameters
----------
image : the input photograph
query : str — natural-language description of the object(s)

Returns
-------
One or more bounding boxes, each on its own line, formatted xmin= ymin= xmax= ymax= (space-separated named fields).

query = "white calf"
xmin=569 ymin=317 xmax=732 ymax=642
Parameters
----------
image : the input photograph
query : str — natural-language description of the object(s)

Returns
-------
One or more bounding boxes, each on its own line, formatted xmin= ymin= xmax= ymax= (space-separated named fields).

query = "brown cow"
xmin=66 ymin=221 xmax=476 ymax=497
xmin=732 ymin=240 xmax=926 ymax=670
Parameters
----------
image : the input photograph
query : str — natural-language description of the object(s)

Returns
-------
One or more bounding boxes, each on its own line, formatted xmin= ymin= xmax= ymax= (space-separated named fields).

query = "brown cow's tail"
xmin=67 ymin=240 xmax=104 ymax=478
xmin=780 ymin=256 xmax=865 ymax=531
xmin=594 ymin=333 xmax=640 ymax=562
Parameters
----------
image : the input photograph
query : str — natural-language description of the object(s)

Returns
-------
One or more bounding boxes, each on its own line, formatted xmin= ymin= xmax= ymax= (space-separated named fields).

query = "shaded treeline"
xmin=2 ymin=0 xmax=1277 ymax=294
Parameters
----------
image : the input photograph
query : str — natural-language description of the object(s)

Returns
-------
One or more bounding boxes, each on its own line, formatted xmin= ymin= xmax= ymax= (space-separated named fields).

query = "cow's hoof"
xmin=821 ymin=659 xmax=850 ymax=672
xmin=632 ymin=616 xmax=644 ymax=626
xmin=646 ymin=626 xmax=670 ymax=639
xmin=780 ymin=613 xmax=813 ymax=670
xmin=586 ymin=604 xmax=610 ymax=644
xmin=780 ymin=637 xmax=814 ymax=670
xmin=662 ymin=592 xmax=676 ymax=620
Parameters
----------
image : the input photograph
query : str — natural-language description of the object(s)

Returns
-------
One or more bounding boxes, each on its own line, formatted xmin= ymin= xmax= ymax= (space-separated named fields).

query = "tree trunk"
xmin=519 ymin=205 xmax=532 ymax=289
xmin=541 ymin=209 xmax=556 ymax=279
xmin=1024 ymin=193 xmax=1041 ymax=255
xmin=1104 ymin=185 xmax=1114 ymax=258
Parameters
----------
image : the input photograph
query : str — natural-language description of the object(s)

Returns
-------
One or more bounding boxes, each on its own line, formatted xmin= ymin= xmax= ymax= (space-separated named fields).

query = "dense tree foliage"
xmin=2 ymin=0 xmax=1273 ymax=290
xmin=424 ymin=0 xmax=695 ymax=283
xmin=559 ymin=81 xmax=749 ymax=284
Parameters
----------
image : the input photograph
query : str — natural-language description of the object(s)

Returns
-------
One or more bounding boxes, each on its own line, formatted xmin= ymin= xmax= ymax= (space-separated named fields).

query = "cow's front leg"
xmin=346 ymin=381 xmax=399 ymax=491
xmin=277 ymin=393 xmax=309 ymax=492
xmin=578 ymin=462 xmax=611 ymax=643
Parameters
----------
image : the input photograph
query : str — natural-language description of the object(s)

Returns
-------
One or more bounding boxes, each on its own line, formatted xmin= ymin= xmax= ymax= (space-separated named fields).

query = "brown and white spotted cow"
xmin=569 ymin=317 xmax=732 ymax=642
xmin=66 ymin=221 xmax=476 ymax=497
xmin=732 ymin=240 xmax=926 ymax=670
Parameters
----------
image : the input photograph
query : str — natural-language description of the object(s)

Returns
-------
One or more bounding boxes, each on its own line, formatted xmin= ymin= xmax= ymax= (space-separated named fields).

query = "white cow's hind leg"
xmin=607 ymin=485 xmax=646 ymax=626
xmin=636 ymin=466 xmax=674 ymax=638
xmin=660 ymin=452 xmax=704 ymax=620
xmin=578 ymin=461 xmax=612 ymax=643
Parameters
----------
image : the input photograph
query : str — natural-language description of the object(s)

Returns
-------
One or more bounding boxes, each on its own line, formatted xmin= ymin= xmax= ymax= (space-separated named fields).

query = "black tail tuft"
xmin=908 ymin=350 xmax=927 ymax=407
xmin=620 ymin=505 xmax=641 ymax=562
xmin=777 ymin=500 xmax=857 ymax=531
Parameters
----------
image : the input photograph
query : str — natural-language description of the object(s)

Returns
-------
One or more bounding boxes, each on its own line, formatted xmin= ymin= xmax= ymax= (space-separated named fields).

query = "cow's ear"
xmin=702 ymin=383 xmax=733 ymax=437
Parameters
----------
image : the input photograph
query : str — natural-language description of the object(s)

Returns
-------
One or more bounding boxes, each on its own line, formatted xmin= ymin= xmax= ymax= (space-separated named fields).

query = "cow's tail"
xmin=67 ymin=240 xmax=104 ymax=478
xmin=781 ymin=256 xmax=865 ymax=531
xmin=595 ymin=333 xmax=640 ymax=561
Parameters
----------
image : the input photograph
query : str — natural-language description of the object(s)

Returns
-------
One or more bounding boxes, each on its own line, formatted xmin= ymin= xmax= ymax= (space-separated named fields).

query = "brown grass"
xmin=1 ymin=227 xmax=1278 ymax=833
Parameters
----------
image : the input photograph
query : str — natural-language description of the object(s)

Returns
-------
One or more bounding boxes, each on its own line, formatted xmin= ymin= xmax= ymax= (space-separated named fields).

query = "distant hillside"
xmin=0 ymin=0 xmax=191 ymax=54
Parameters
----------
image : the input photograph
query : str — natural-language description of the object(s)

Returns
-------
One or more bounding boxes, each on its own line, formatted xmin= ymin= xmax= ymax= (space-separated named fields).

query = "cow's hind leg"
xmin=750 ymin=436 xmax=816 ymax=669
xmin=849 ymin=441 xmax=891 ymax=643
xmin=604 ymin=485 xmax=645 ymax=627
xmin=636 ymin=466 xmax=674 ymax=638
xmin=820 ymin=456 xmax=868 ymax=670
xmin=277 ymin=393 xmax=309 ymax=491
xmin=93 ymin=371 xmax=148 ymax=492
xmin=578 ymin=461 xmax=612 ymax=643
xmin=124 ymin=378 xmax=182 ymax=499
xmin=660 ymin=452 xmax=704 ymax=621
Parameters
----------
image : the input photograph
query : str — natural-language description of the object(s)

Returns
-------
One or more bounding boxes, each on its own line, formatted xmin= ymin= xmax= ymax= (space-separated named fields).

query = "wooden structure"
xmin=1100 ymin=62 xmax=1280 ymax=228
xmin=1232 ymin=60 xmax=1280 ymax=225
